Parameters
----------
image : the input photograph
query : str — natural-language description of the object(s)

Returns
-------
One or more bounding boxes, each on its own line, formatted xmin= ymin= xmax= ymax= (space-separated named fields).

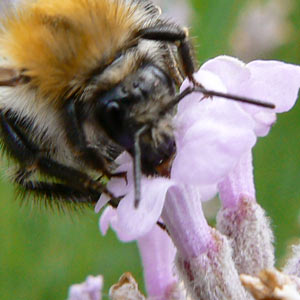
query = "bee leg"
xmin=14 ymin=169 xmax=100 ymax=208
xmin=156 ymin=220 xmax=170 ymax=235
xmin=0 ymin=110 xmax=116 ymax=201
xmin=63 ymin=99 xmax=117 ymax=176
xmin=138 ymin=25 xmax=196 ymax=82
xmin=165 ymin=44 xmax=185 ymax=85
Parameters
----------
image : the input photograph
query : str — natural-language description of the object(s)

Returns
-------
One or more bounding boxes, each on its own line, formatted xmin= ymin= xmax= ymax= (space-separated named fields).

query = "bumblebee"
xmin=0 ymin=0 xmax=274 ymax=209
xmin=0 ymin=0 xmax=195 ymax=209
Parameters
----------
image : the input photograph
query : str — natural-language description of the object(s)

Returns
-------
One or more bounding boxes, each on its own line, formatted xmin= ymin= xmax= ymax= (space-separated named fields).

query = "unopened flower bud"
xmin=217 ymin=196 xmax=274 ymax=276
xmin=176 ymin=229 xmax=249 ymax=300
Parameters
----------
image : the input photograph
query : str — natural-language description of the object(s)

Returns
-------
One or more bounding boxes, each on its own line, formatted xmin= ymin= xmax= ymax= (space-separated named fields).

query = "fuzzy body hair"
xmin=0 ymin=0 xmax=160 ymax=103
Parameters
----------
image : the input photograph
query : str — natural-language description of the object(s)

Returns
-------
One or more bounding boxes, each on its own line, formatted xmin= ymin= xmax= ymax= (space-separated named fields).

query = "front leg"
xmin=0 ymin=109 xmax=116 ymax=203
xmin=138 ymin=24 xmax=197 ymax=83
xmin=62 ymin=99 xmax=113 ymax=173
xmin=14 ymin=169 xmax=100 ymax=210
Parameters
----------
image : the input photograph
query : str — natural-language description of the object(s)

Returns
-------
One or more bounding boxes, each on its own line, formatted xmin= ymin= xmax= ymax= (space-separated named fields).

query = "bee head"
xmin=94 ymin=63 xmax=176 ymax=175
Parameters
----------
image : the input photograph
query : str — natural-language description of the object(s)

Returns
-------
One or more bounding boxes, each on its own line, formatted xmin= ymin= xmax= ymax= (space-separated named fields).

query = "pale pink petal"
xmin=162 ymin=185 xmax=213 ymax=259
xmin=246 ymin=60 xmax=300 ymax=113
xmin=113 ymin=152 xmax=133 ymax=172
xmin=201 ymin=56 xmax=249 ymax=93
xmin=108 ymin=177 xmax=129 ymax=196
xmin=97 ymin=156 xmax=174 ymax=241
xmin=198 ymin=183 xmax=218 ymax=202
xmin=99 ymin=207 xmax=117 ymax=235
xmin=68 ymin=275 xmax=103 ymax=300
xmin=239 ymin=61 xmax=300 ymax=136
xmin=115 ymin=177 xmax=175 ymax=241
xmin=251 ymin=111 xmax=276 ymax=136
xmin=106 ymin=152 xmax=133 ymax=196
xmin=95 ymin=153 xmax=132 ymax=213
xmin=218 ymin=151 xmax=255 ymax=209
xmin=95 ymin=175 xmax=128 ymax=213
xmin=201 ymin=56 xmax=300 ymax=136
xmin=172 ymin=97 xmax=256 ymax=185
xmin=137 ymin=225 xmax=177 ymax=300
xmin=95 ymin=194 xmax=110 ymax=213
xmin=176 ymin=70 xmax=227 ymax=138
xmin=99 ymin=207 xmax=130 ymax=241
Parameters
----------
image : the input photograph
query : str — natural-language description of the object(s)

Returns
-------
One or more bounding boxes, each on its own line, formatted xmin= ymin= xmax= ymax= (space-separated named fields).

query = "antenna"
xmin=193 ymin=86 xmax=275 ymax=108
xmin=159 ymin=85 xmax=275 ymax=119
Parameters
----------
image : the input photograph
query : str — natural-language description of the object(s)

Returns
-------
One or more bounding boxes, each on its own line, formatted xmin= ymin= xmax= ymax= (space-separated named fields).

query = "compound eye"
xmin=106 ymin=101 xmax=122 ymax=123
xmin=103 ymin=100 xmax=124 ymax=130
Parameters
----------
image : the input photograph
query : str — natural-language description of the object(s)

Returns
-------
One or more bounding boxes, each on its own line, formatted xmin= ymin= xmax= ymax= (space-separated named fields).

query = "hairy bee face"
xmin=0 ymin=0 xmax=196 ymax=207
xmin=93 ymin=63 xmax=177 ymax=174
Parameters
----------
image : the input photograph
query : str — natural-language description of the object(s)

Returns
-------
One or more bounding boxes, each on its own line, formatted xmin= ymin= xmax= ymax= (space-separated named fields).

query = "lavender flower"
xmin=97 ymin=55 xmax=300 ymax=299
xmin=137 ymin=226 xmax=185 ymax=300
xmin=97 ymin=56 xmax=300 ymax=239
xmin=67 ymin=275 xmax=103 ymax=300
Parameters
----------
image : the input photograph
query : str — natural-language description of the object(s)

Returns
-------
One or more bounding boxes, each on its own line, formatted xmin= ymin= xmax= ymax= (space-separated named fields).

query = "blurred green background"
xmin=1 ymin=0 xmax=300 ymax=299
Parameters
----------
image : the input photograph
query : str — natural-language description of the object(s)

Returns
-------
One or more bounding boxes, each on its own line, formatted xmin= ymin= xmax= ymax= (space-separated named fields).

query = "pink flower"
xmin=97 ymin=55 xmax=300 ymax=299
xmin=137 ymin=225 xmax=181 ymax=300
xmin=97 ymin=56 xmax=300 ymax=242
xmin=67 ymin=275 xmax=103 ymax=300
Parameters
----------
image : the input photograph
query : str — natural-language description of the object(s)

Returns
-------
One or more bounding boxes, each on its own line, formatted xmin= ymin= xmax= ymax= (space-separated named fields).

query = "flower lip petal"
xmin=68 ymin=275 xmax=103 ymax=300
xmin=245 ymin=60 xmax=300 ymax=113
xmin=200 ymin=55 xmax=249 ymax=92
xmin=95 ymin=152 xmax=133 ymax=213
xmin=173 ymin=90 xmax=257 ymax=185
xmin=175 ymin=70 xmax=229 ymax=146
xmin=201 ymin=56 xmax=300 ymax=136
xmin=99 ymin=206 xmax=117 ymax=235
xmin=178 ymin=69 xmax=227 ymax=111
xmin=201 ymin=56 xmax=300 ymax=112
xmin=95 ymin=193 xmax=110 ymax=213
xmin=113 ymin=152 xmax=132 ymax=171
xmin=115 ymin=177 xmax=175 ymax=241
